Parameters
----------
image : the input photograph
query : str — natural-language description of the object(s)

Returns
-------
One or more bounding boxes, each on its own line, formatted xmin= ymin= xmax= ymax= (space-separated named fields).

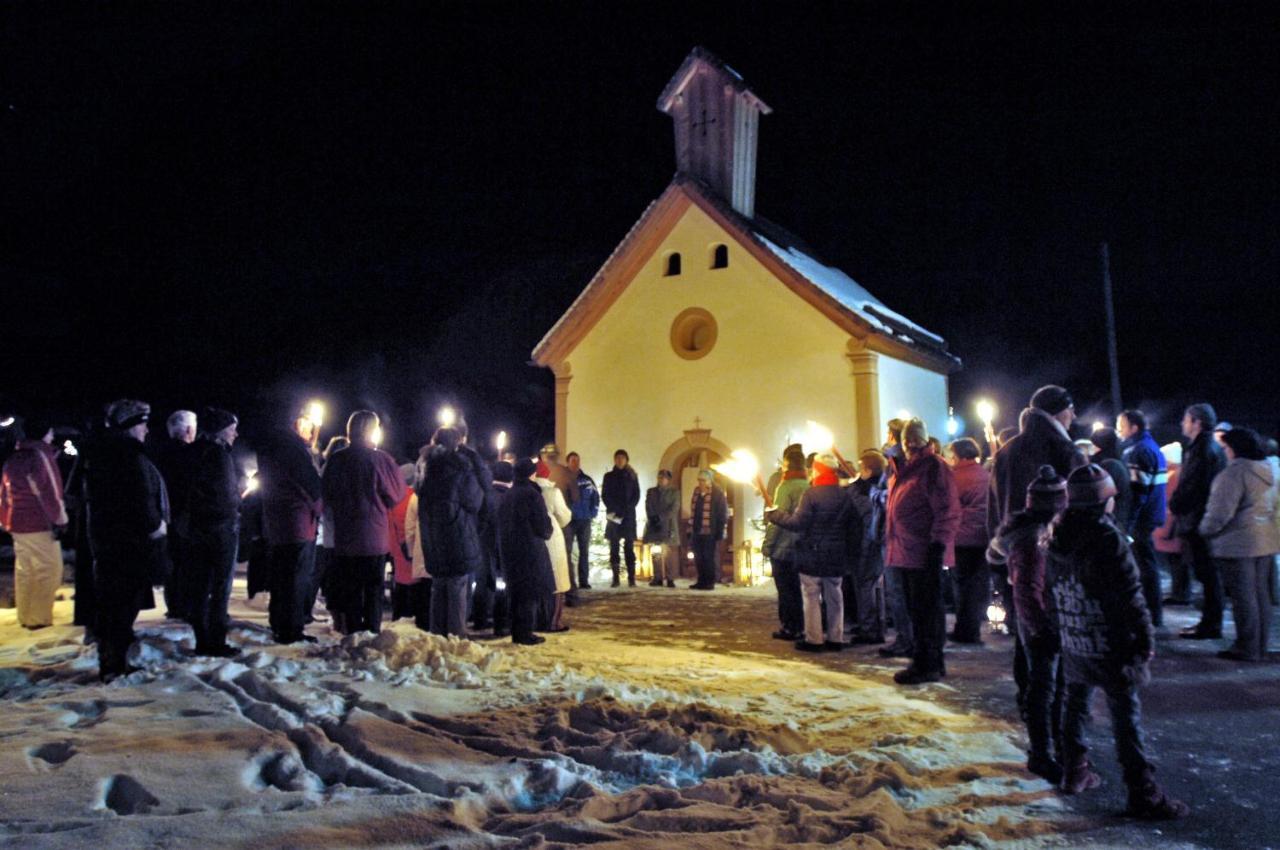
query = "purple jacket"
xmin=320 ymin=445 xmax=405 ymax=557
xmin=259 ymin=429 xmax=323 ymax=545
xmin=885 ymin=446 xmax=960 ymax=569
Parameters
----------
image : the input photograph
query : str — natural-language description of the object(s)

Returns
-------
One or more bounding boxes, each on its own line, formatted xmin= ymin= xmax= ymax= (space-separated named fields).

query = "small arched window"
xmin=711 ymin=244 xmax=729 ymax=269
xmin=665 ymin=252 xmax=682 ymax=277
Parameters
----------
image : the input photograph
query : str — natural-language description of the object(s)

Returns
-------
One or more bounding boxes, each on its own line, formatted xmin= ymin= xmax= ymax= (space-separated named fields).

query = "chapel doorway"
xmin=657 ymin=429 xmax=739 ymax=582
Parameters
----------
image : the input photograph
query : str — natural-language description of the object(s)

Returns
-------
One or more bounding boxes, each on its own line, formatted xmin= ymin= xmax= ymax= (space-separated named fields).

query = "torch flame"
xmin=371 ymin=424 xmax=384 ymax=447
xmin=976 ymin=399 xmax=997 ymax=426
xmin=306 ymin=401 xmax=325 ymax=428
xmin=711 ymin=448 xmax=761 ymax=483
xmin=802 ymin=420 xmax=835 ymax=453
xmin=495 ymin=430 xmax=508 ymax=452
xmin=438 ymin=406 xmax=457 ymax=428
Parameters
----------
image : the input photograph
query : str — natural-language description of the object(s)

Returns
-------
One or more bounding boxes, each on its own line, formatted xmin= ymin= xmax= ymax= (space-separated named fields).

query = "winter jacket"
xmin=1047 ymin=510 xmax=1153 ymax=683
xmin=1169 ymin=432 xmax=1226 ymax=535
xmin=769 ymin=482 xmax=863 ymax=578
xmin=761 ymin=472 xmax=808 ymax=561
xmin=1153 ymin=469 xmax=1183 ymax=555
xmin=401 ymin=493 xmax=430 ymax=581
xmin=987 ymin=409 xmax=1088 ymax=537
xmin=483 ymin=482 xmax=509 ymax=581
xmin=950 ymin=459 xmax=990 ymax=549
xmin=988 ymin=515 xmax=1053 ymax=639
xmin=570 ymin=471 xmax=600 ymax=522
xmin=321 ymin=444 xmax=405 ymax=557
xmin=83 ymin=433 xmax=169 ymax=585
xmin=258 ymin=429 xmax=323 ymax=545
xmin=690 ymin=485 xmax=727 ymax=540
xmin=885 ymin=446 xmax=960 ymax=569
xmin=538 ymin=477 xmax=573 ymax=593
xmin=1121 ymin=431 xmax=1167 ymax=530
xmin=1094 ymin=456 xmax=1131 ymax=531
xmin=498 ymin=478 xmax=555 ymax=596
xmin=156 ymin=438 xmax=198 ymax=527
xmin=1198 ymin=458 xmax=1280 ymax=558
xmin=387 ymin=490 xmax=415 ymax=584
xmin=416 ymin=446 xmax=485 ymax=576
xmin=186 ymin=437 xmax=240 ymax=532
xmin=601 ymin=466 xmax=640 ymax=536
xmin=642 ymin=484 xmax=682 ymax=546
xmin=0 ymin=439 xmax=67 ymax=533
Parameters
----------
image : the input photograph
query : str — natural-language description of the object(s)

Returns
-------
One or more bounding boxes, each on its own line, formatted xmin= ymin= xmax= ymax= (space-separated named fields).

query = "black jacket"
xmin=770 ymin=483 xmax=864 ymax=578
xmin=1047 ymin=510 xmax=1153 ymax=684
xmin=156 ymin=437 xmax=199 ymax=524
xmin=1168 ymin=432 xmax=1226 ymax=535
xmin=602 ymin=466 xmax=640 ymax=535
xmin=187 ymin=437 xmax=240 ymax=532
xmin=497 ymin=478 xmax=555 ymax=595
xmin=85 ymin=434 xmax=169 ymax=550
xmin=988 ymin=409 xmax=1089 ymax=538
xmin=418 ymin=446 xmax=486 ymax=577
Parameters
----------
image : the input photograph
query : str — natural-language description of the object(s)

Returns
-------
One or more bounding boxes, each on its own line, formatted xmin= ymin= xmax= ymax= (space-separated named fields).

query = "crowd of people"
xmin=2 ymin=384 xmax=1278 ymax=821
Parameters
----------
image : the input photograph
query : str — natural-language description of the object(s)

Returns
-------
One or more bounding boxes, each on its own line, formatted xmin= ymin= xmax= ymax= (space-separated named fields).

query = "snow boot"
xmin=893 ymin=666 xmax=943 ymax=685
xmin=1125 ymin=773 xmax=1190 ymax=820
xmin=1026 ymin=752 xmax=1063 ymax=785
xmin=1060 ymin=757 xmax=1102 ymax=795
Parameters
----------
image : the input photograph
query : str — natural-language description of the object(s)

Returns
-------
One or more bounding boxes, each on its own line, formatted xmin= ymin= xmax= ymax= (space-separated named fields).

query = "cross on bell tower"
xmin=657 ymin=47 xmax=772 ymax=219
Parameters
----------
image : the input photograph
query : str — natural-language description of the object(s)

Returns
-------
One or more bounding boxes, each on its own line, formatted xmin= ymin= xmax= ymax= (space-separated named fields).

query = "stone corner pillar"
xmin=845 ymin=338 xmax=881 ymax=455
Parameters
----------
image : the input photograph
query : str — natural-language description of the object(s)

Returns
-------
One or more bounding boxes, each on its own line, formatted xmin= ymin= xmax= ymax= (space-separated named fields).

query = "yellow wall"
xmin=560 ymin=203 xmax=947 ymax=541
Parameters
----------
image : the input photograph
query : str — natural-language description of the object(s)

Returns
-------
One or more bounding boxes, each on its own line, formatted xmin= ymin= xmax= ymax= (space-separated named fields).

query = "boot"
xmin=1126 ymin=772 xmax=1190 ymax=820
xmin=1060 ymin=757 xmax=1102 ymax=795
xmin=1026 ymin=752 xmax=1063 ymax=785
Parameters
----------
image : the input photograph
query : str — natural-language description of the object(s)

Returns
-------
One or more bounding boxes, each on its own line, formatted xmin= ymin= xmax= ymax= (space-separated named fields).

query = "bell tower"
xmin=657 ymin=47 xmax=772 ymax=219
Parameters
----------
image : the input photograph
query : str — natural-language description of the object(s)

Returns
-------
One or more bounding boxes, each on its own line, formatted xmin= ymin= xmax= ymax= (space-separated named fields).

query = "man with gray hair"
xmin=166 ymin=410 xmax=197 ymax=444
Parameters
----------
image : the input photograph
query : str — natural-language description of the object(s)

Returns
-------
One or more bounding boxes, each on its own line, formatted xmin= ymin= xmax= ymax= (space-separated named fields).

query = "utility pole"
xmin=1100 ymin=242 xmax=1123 ymax=417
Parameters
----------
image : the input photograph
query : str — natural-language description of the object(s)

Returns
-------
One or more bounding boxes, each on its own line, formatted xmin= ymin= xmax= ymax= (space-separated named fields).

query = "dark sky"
xmin=3 ymin=1 xmax=1278 ymax=454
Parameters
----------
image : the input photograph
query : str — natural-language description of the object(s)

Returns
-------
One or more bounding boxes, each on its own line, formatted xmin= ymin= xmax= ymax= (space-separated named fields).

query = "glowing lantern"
xmin=1092 ymin=420 xmax=1107 ymax=433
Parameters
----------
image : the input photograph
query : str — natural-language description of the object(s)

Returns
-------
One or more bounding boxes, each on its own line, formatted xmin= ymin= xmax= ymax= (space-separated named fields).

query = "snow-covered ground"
xmin=0 ymin=578 xmax=1083 ymax=849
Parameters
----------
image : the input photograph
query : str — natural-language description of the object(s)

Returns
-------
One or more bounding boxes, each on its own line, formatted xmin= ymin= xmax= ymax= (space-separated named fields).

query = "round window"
xmin=669 ymin=307 xmax=718 ymax=360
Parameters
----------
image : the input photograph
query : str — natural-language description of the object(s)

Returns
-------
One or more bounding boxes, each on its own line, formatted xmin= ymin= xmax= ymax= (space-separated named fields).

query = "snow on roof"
xmin=754 ymin=234 xmax=950 ymax=352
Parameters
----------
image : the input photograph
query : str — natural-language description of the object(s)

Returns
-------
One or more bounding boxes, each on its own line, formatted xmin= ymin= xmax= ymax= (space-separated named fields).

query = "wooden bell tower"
xmin=657 ymin=47 xmax=772 ymax=219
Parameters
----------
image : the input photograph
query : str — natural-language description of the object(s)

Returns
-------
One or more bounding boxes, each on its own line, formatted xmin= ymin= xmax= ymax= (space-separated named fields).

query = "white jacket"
xmin=401 ymin=493 xmax=431 ymax=580
xmin=538 ymin=477 xmax=573 ymax=593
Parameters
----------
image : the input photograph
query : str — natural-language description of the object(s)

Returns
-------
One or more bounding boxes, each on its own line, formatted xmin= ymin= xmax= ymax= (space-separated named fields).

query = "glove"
xmin=925 ymin=541 xmax=945 ymax=571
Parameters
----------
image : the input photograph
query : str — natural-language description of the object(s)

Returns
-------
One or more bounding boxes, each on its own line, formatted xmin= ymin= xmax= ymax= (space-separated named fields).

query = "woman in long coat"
xmin=536 ymin=460 xmax=573 ymax=632
xmin=499 ymin=458 xmax=555 ymax=644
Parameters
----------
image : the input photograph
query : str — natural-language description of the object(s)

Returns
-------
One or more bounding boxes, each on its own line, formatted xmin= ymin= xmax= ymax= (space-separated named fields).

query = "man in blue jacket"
xmin=565 ymin=452 xmax=600 ymax=590
xmin=1117 ymin=409 xmax=1167 ymax=629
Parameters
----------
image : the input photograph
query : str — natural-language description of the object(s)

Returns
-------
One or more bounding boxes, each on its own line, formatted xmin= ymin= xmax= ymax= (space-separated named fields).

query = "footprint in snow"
xmin=26 ymin=741 xmax=77 ymax=771
xmin=95 ymin=774 xmax=160 ymax=816
xmin=56 ymin=699 xmax=107 ymax=728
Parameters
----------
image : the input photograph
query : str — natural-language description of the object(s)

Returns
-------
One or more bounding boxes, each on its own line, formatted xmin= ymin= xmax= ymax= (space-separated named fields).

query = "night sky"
xmin=4 ymin=2 xmax=1278 ymax=456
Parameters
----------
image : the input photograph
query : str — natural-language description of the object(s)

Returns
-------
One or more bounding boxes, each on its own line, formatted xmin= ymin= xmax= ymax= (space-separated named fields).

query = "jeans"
xmin=1130 ymin=524 xmax=1162 ymax=627
xmin=187 ymin=524 xmax=239 ymax=650
xmin=692 ymin=535 xmax=718 ymax=587
xmin=1184 ymin=532 xmax=1223 ymax=631
xmin=1020 ymin=628 xmax=1063 ymax=761
xmin=567 ymin=519 xmax=593 ymax=587
xmin=801 ymin=573 xmax=843 ymax=644
xmin=771 ymin=558 xmax=804 ymax=635
xmin=1220 ymin=556 xmax=1273 ymax=659
xmin=430 ymin=574 xmax=470 ymax=637
xmin=951 ymin=545 xmax=990 ymax=642
xmin=885 ymin=563 xmax=914 ymax=649
xmin=267 ymin=540 xmax=316 ymax=641
xmin=333 ymin=555 xmax=386 ymax=634
xmin=1062 ymin=675 xmax=1153 ymax=787
xmin=899 ymin=563 xmax=946 ymax=674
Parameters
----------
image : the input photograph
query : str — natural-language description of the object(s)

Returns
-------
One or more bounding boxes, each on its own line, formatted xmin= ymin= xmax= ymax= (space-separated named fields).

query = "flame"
xmin=975 ymin=399 xmax=997 ymax=426
xmin=438 ymin=406 xmax=457 ymax=428
xmin=495 ymin=430 xmax=508 ymax=452
xmin=306 ymin=401 xmax=325 ymax=428
xmin=802 ymin=420 xmax=835 ymax=453
xmin=371 ymin=425 xmax=384 ymax=447
xmin=711 ymin=448 xmax=760 ymax=483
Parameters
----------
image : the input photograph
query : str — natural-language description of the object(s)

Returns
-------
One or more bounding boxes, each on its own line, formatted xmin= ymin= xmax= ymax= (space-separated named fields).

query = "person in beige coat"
xmin=536 ymin=461 xmax=573 ymax=632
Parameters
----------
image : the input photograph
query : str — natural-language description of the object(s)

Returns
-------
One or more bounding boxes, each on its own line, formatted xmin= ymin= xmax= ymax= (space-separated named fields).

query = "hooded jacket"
xmin=1047 ymin=510 xmax=1153 ymax=682
xmin=769 ymin=480 xmax=863 ymax=578
xmin=0 ymin=439 xmax=67 ymax=534
xmin=417 ymin=446 xmax=485 ymax=576
xmin=1198 ymin=458 xmax=1280 ymax=558
xmin=987 ymin=409 xmax=1088 ymax=538
xmin=885 ymin=446 xmax=960 ymax=569
xmin=988 ymin=514 xmax=1054 ymax=639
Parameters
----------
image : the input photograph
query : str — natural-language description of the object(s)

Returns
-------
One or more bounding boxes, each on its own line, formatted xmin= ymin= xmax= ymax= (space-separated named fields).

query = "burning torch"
xmin=976 ymin=399 xmax=997 ymax=455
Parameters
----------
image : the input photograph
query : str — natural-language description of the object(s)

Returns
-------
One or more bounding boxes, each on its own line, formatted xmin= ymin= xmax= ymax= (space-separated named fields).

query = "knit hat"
xmin=1067 ymin=463 xmax=1118 ymax=507
xmin=697 ymin=468 xmax=714 ymax=482
xmin=493 ymin=461 xmax=515 ymax=484
xmin=783 ymin=448 xmax=806 ymax=471
xmin=106 ymin=399 xmax=151 ymax=430
xmin=1030 ymin=385 xmax=1074 ymax=416
xmin=202 ymin=407 xmax=238 ymax=434
xmin=1026 ymin=464 xmax=1068 ymax=513
xmin=812 ymin=452 xmax=839 ymax=478
xmin=1160 ymin=442 xmax=1183 ymax=467
xmin=514 ymin=457 xmax=538 ymax=479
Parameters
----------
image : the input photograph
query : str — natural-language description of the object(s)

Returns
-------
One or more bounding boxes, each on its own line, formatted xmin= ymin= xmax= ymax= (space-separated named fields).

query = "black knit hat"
xmin=1067 ymin=464 xmax=1118 ymax=507
xmin=514 ymin=457 xmax=538 ymax=479
xmin=201 ymin=407 xmax=238 ymax=434
xmin=1026 ymin=464 xmax=1068 ymax=513
xmin=1030 ymin=385 xmax=1074 ymax=416
xmin=493 ymin=461 xmax=515 ymax=484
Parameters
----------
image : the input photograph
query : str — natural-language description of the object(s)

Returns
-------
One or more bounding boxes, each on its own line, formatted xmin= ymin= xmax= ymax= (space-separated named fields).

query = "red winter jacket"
xmin=885 ymin=446 xmax=959 ymax=569
xmin=950 ymin=459 xmax=991 ymax=549
xmin=0 ymin=440 xmax=67 ymax=534
xmin=387 ymin=490 xmax=414 ymax=584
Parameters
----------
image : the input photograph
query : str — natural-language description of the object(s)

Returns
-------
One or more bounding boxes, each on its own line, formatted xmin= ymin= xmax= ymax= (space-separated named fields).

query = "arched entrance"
xmin=657 ymin=427 xmax=741 ymax=582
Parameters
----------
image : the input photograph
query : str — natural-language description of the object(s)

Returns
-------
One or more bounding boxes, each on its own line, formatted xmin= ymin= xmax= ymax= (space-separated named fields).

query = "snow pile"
xmin=314 ymin=629 xmax=509 ymax=687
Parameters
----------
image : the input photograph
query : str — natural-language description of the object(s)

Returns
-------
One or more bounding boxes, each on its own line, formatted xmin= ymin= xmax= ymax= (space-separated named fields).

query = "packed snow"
xmin=0 ymin=580 xmax=1082 ymax=849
